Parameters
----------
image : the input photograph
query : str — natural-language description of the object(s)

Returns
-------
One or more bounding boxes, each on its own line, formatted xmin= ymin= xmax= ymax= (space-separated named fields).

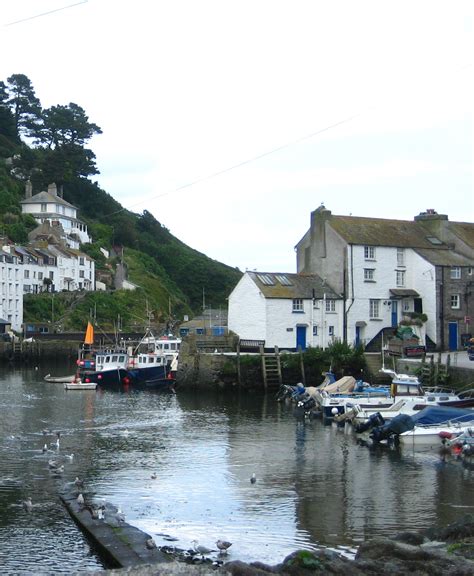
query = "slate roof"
xmin=329 ymin=216 xmax=448 ymax=249
xmin=20 ymin=191 xmax=75 ymax=209
xmin=248 ymin=272 xmax=340 ymax=299
xmin=414 ymin=248 xmax=473 ymax=267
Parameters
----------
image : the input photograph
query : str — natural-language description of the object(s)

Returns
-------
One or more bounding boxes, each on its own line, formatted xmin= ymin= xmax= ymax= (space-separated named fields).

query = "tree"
xmin=33 ymin=102 xmax=102 ymax=149
xmin=5 ymin=74 xmax=41 ymax=138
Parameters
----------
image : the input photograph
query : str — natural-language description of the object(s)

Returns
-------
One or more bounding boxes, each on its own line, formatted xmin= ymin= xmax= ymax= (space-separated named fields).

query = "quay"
xmin=60 ymin=488 xmax=170 ymax=569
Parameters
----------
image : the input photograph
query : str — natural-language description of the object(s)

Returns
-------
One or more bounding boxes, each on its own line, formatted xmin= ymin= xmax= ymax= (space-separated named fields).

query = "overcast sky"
xmin=1 ymin=0 xmax=472 ymax=272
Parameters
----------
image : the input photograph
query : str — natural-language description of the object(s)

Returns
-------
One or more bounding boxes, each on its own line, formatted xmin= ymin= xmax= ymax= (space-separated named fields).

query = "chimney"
xmin=47 ymin=182 xmax=58 ymax=196
xmin=25 ymin=180 xmax=33 ymax=199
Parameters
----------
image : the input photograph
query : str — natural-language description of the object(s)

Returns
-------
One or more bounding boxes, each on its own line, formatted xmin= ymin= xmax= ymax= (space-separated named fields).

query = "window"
xmin=397 ymin=248 xmax=405 ymax=267
xmin=396 ymin=270 xmax=405 ymax=287
xmin=469 ymin=267 xmax=473 ymax=276
xmin=403 ymin=300 xmax=410 ymax=312
xmin=292 ymin=298 xmax=304 ymax=312
xmin=79 ymin=270 xmax=85 ymax=278
xmin=38 ymin=272 xmax=43 ymax=280
xmin=49 ymin=271 xmax=54 ymax=279
xmin=450 ymin=267 xmax=461 ymax=280
xmin=328 ymin=326 xmax=334 ymax=336
xmin=451 ymin=294 xmax=460 ymax=309
xmin=364 ymin=269 xmax=375 ymax=282
xmin=369 ymin=299 xmax=380 ymax=319
xmin=313 ymin=325 xmax=318 ymax=336
xmin=79 ymin=257 xmax=84 ymax=266
xmin=274 ymin=274 xmax=292 ymax=286
xmin=41 ymin=203 xmax=47 ymax=212
xmin=24 ymin=270 xmax=29 ymax=279
xmin=364 ymin=246 xmax=376 ymax=260
xmin=325 ymin=299 xmax=336 ymax=312
xmin=257 ymin=273 xmax=274 ymax=285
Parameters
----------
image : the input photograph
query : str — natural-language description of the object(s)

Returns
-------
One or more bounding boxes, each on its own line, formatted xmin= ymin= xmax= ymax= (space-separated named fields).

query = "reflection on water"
xmin=1 ymin=364 xmax=473 ymax=573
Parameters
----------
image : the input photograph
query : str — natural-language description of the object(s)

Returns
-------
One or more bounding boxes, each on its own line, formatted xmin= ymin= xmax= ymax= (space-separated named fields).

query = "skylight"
xmin=275 ymin=274 xmax=292 ymax=286
xmin=257 ymin=274 xmax=275 ymax=285
xmin=426 ymin=236 xmax=443 ymax=245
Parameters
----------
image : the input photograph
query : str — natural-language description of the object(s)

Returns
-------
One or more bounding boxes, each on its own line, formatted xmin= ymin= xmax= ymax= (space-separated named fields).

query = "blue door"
xmin=296 ymin=326 xmax=307 ymax=350
xmin=391 ymin=301 xmax=398 ymax=327
xmin=355 ymin=326 xmax=360 ymax=346
xmin=448 ymin=322 xmax=458 ymax=350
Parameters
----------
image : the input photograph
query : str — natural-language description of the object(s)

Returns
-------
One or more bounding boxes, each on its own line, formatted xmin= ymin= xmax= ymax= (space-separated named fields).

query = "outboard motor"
xmin=354 ymin=412 xmax=385 ymax=434
xmin=370 ymin=414 xmax=415 ymax=443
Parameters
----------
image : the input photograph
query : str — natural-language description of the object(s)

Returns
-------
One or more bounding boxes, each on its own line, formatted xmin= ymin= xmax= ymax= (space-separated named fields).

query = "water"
xmin=1 ymin=364 xmax=473 ymax=574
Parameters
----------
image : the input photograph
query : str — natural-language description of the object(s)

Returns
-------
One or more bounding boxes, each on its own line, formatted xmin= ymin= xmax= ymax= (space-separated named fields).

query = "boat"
xmin=64 ymin=378 xmax=97 ymax=391
xmin=44 ymin=374 xmax=77 ymax=383
xmin=369 ymin=405 xmax=474 ymax=447
xmin=398 ymin=406 xmax=474 ymax=448
xmin=75 ymin=324 xmax=177 ymax=390
xmin=315 ymin=375 xmax=392 ymax=420
xmin=347 ymin=370 xmax=474 ymax=426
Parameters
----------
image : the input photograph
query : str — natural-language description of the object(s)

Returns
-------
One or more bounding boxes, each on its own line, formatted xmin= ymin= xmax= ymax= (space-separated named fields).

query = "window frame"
xmin=450 ymin=267 xmax=461 ymax=280
xmin=450 ymin=294 xmax=460 ymax=309
xmin=292 ymin=298 xmax=304 ymax=313
xmin=364 ymin=268 xmax=375 ymax=282
xmin=396 ymin=270 xmax=406 ymax=287
xmin=364 ymin=246 xmax=376 ymax=260
xmin=369 ymin=299 xmax=381 ymax=319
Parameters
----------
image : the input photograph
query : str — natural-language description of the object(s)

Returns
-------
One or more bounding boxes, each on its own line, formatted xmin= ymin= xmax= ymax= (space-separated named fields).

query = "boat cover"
xmin=319 ymin=376 xmax=356 ymax=394
xmin=411 ymin=405 xmax=474 ymax=425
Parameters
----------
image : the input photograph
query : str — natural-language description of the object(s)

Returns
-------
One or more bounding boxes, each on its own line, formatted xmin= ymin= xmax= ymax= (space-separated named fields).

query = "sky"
xmin=1 ymin=0 xmax=473 ymax=272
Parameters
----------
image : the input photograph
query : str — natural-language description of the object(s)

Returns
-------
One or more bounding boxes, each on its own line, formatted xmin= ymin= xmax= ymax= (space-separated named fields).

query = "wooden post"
xmin=275 ymin=346 xmax=282 ymax=386
xmin=236 ymin=341 xmax=241 ymax=386
xmin=260 ymin=344 xmax=267 ymax=389
xmin=299 ymin=348 xmax=306 ymax=385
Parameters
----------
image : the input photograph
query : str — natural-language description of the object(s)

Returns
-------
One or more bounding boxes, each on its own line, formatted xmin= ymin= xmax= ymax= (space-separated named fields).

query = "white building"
xmin=295 ymin=206 xmax=474 ymax=350
xmin=20 ymin=181 xmax=91 ymax=248
xmin=0 ymin=250 xmax=23 ymax=332
xmin=228 ymin=271 xmax=343 ymax=350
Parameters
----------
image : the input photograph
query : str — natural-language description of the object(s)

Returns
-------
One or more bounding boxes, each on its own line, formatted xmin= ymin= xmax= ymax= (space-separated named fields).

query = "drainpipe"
xmin=344 ymin=245 xmax=355 ymax=344
xmin=439 ymin=266 xmax=444 ymax=350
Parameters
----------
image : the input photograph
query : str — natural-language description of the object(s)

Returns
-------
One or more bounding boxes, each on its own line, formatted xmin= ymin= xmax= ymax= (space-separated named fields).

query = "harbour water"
xmin=1 ymin=363 xmax=473 ymax=574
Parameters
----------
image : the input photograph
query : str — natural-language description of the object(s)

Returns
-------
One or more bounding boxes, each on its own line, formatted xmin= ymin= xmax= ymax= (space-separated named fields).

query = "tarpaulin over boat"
xmin=318 ymin=376 xmax=356 ymax=394
xmin=411 ymin=405 xmax=474 ymax=425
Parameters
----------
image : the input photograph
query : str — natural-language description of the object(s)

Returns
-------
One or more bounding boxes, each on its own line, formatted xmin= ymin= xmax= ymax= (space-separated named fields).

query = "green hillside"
xmin=0 ymin=74 xmax=242 ymax=330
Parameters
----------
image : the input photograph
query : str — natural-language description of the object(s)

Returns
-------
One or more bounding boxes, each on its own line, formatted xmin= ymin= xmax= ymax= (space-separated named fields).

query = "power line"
xmin=4 ymin=1 xmax=88 ymax=27
xmin=104 ymin=110 xmax=364 ymax=218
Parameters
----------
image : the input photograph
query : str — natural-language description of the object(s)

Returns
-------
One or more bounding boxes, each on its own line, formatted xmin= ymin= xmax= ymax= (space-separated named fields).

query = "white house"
xmin=228 ymin=271 xmax=343 ymax=350
xmin=295 ymin=206 xmax=474 ymax=350
xmin=0 ymin=250 xmax=23 ymax=332
xmin=20 ymin=181 xmax=91 ymax=248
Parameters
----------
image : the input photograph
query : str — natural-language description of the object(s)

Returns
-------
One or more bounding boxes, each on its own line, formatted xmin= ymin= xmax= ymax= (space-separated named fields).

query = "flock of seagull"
xmin=19 ymin=428 xmax=260 ymax=560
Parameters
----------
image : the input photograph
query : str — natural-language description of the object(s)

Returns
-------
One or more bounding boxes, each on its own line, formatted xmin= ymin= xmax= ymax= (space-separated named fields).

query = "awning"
xmin=389 ymin=289 xmax=420 ymax=298
xmin=355 ymin=321 xmax=367 ymax=327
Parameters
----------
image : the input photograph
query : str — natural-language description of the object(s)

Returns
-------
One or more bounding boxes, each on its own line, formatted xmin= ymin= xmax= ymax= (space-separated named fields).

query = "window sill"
xmin=292 ymin=310 xmax=305 ymax=314
xmin=364 ymin=280 xmax=376 ymax=283
xmin=369 ymin=318 xmax=383 ymax=321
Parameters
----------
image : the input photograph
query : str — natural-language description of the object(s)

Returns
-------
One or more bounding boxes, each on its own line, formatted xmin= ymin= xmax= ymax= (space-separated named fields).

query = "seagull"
xmin=50 ymin=438 xmax=60 ymax=449
xmin=23 ymin=497 xmax=33 ymax=512
xmin=64 ymin=453 xmax=74 ymax=461
xmin=216 ymin=539 xmax=232 ymax=553
xmin=146 ymin=537 xmax=157 ymax=549
xmin=42 ymin=443 xmax=48 ymax=453
xmin=48 ymin=459 xmax=62 ymax=469
xmin=250 ymin=473 xmax=257 ymax=484
xmin=192 ymin=540 xmax=215 ymax=555
xmin=116 ymin=508 xmax=125 ymax=523
xmin=74 ymin=477 xmax=84 ymax=489
xmin=77 ymin=493 xmax=85 ymax=507
xmin=150 ymin=473 xmax=157 ymax=480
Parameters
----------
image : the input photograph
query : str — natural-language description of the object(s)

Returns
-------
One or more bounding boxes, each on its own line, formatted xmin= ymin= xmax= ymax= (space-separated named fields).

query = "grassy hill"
xmin=0 ymin=147 xmax=241 ymax=332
